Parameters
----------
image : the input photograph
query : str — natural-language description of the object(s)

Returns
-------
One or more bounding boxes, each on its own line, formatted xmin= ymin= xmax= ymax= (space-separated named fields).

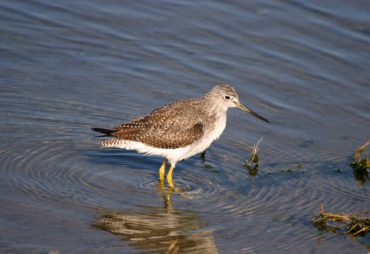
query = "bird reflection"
xmin=94 ymin=182 xmax=218 ymax=254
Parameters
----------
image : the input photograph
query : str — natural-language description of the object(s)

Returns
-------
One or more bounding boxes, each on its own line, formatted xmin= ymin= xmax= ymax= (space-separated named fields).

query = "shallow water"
xmin=1 ymin=1 xmax=369 ymax=253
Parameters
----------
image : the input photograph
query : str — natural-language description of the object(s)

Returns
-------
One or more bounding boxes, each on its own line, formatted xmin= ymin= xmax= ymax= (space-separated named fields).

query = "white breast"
xmin=179 ymin=112 xmax=227 ymax=161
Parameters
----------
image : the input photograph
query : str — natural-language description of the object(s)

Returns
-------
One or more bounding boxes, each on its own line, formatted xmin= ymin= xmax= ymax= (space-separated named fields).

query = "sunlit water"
xmin=1 ymin=1 xmax=369 ymax=253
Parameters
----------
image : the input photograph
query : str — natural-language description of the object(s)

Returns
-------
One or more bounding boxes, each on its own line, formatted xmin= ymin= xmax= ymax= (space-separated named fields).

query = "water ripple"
xmin=1 ymin=0 xmax=369 ymax=252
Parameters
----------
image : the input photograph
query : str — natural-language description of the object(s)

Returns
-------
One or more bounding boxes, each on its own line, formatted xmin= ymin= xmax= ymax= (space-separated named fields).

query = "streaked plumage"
xmin=92 ymin=84 xmax=268 ymax=188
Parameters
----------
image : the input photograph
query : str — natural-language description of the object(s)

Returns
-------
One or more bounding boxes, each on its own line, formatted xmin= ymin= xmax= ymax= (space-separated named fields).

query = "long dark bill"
xmin=237 ymin=102 xmax=269 ymax=123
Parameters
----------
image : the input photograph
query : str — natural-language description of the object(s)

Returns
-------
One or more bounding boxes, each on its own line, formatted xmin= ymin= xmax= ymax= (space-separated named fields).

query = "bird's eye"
xmin=225 ymin=95 xmax=230 ymax=100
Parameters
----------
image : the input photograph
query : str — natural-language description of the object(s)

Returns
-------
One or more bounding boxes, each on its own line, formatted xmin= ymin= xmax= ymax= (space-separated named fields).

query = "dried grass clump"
xmin=312 ymin=204 xmax=370 ymax=236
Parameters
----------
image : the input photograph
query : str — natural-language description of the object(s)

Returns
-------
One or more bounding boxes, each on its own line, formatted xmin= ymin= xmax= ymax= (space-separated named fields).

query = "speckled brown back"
xmin=109 ymin=98 xmax=210 ymax=149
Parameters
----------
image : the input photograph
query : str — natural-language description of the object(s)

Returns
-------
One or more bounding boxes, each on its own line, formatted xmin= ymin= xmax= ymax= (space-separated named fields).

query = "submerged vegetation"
xmin=244 ymin=137 xmax=263 ymax=176
xmin=312 ymin=204 xmax=370 ymax=237
xmin=351 ymin=140 xmax=370 ymax=187
xmin=312 ymin=141 xmax=370 ymax=241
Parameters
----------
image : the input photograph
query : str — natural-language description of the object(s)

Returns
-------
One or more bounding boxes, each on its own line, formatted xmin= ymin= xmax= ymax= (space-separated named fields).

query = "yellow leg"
xmin=159 ymin=159 xmax=167 ymax=181
xmin=157 ymin=178 xmax=165 ymax=192
xmin=166 ymin=163 xmax=175 ymax=189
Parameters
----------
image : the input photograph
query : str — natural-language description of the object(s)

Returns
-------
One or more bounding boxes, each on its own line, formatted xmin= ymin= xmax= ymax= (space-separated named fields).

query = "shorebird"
xmin=92 ymin=84 xmax=269 ymax=189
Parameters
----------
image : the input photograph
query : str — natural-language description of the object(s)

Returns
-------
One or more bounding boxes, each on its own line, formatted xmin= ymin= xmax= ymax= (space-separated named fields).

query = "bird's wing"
xmin=110 ymin=99 xmax=206 ymax=149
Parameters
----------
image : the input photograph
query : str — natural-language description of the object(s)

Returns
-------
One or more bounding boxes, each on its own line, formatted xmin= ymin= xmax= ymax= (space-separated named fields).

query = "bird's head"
xmin=207 ymin=84 xmax=269 ymax=123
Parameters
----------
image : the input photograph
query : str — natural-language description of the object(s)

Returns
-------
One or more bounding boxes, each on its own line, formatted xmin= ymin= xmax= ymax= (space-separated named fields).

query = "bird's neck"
xmin=203 ymin=96 xmax=228 ymax=116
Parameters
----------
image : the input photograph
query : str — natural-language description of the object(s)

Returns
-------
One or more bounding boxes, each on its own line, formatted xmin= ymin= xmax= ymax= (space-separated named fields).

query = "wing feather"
xmin=110 ymin=99 xmax=206 ymax=148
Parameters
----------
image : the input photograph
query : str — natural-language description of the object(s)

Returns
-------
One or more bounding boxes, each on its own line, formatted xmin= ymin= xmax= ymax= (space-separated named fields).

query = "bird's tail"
xmin=91 ymin=127 xmax=115 ymax=136
xmin=101 ymin=139 xmax=126 ymax=148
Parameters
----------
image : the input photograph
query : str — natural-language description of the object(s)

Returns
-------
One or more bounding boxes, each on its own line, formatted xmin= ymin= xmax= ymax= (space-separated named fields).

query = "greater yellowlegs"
xmin=92 ymin=84 xmax=269 ymax=189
